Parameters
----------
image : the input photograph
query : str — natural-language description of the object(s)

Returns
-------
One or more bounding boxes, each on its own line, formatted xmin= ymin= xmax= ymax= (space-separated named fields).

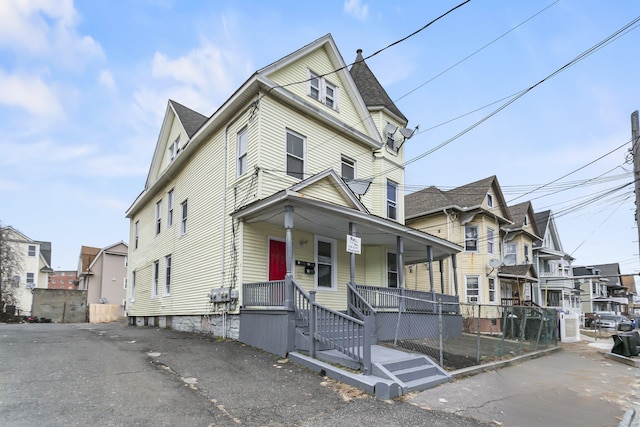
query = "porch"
xmin=239 ymin=279 xmax=460 ymax=399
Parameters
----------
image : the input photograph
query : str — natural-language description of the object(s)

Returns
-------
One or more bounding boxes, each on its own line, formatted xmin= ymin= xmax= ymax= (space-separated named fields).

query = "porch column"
xmin=397 ymin=236 xmax=404 ymax=289
xmin=349 ymin=222 xmax=356 ymax=286
xmin=426 ymin=245 xmax=434 ymax=292
xmin=439 ymin=259 xmax=444 ymax=294
xmin=284 ymin=205 xmax=294 ymax=310
xmin=452 ymin=253 xmax=459 ymax=297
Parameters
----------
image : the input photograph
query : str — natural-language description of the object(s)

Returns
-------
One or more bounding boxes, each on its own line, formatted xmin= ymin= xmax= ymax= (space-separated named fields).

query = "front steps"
xmin=289 ymin=345 xmax=451 ymax=399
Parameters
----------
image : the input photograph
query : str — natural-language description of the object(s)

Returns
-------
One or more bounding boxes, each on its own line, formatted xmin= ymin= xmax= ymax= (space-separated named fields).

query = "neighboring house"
xmin=1 ymin=226 xmax=53 ymax=315
xmin=621 ymin=274 xmax=639 ymax=315
xmin=406 ymin=176 xmax=515 ymax=303
xmin=48 ymin=270 xmax=78 ymax=290
xmin=77 ymin=242 xmax=128 ymax=312
xmin=575 ymin=263 xmax=627 ymax=315
xmin=125 ymin=34 xmax=462 ymax=393
xmin=532 ymin=210 xmax=577 ymax=311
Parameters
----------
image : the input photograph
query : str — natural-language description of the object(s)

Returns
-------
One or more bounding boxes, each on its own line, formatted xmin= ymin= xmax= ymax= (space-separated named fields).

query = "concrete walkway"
xmin=406 ymin=335 xmax=640 ymax=427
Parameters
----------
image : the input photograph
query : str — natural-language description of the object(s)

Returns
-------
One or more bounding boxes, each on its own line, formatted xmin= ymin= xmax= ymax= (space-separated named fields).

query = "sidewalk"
xmin=406 ymin=336 xmax=640 ymax=427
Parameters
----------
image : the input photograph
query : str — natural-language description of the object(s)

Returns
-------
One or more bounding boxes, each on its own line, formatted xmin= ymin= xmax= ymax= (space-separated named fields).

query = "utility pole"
xmin=632 ymin=110 xmax=640 ymax=264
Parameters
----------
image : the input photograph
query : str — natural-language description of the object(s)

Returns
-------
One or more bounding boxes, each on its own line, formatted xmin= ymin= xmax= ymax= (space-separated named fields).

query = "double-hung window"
xmin=167 ymin=189 xmax=174 ymax=227
xmin=155 ymin=200 xmax=162 ymax=235
xmin=308 ymin=71 xmax=338 ymax=110
xmin=504 ymin=242 xmax=517 ymax=265
xmin=134 ymin=221 xmax=139 ymax=249
xmin=26 ymin=273 xmax=35 ymax=288
xmin=28 ymin=245 xmax=36 ymax=256
xmin=465 ymin=225 xmax=478 ymax=252
xmin=152 ymin=261 xmax=159 ymax=298
xmin=286 ymin=130 xmax=305 ymax=179
xmin=488 ymin=277 xmax=496 ymax=303
xmin=524 ymin=244 xmax=530 ymax=263
xmin=180 ymin=200 xmax=188 ymax=235
xmin=164 ymin=255 xmax=172 ymax=295
xmin=341 ymin=156 xmax=355 ymax=181
xmin=237 ymin=127 xmax=248 ymax=176
xmin=130 ymin=271 xmax=136 ymax=301
xmin=466 ymin=276 xmax=479 ymax=303
xmin=387 ymin=180 xmax=397 ymax=220
xmin=168 ymin=136 xmax=180 ymax=162
xmin=387 ymin=252 xmax=398 ymax=288
xmin=487 ymin=228 xmax=495 ymax=254
xmin=316 ymin=237 xmax=336 ymax=289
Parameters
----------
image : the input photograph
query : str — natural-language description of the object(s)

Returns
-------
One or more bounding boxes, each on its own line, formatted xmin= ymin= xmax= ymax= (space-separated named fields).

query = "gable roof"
xmin=79 ymin=246 xmax=101 ymax=274
xmin=498 ymin=264 xmax=538 ymax=282
xmin=505 ymin=201 xmax=541 ymax=241
xmin=535 ymin=210 xmax=551 ymax=238
xmin=405 ymin=175 xmax=512 ymax=223
xmin=349 ymin=49 xmax=407 ymax=123
xmin=169 ymin=99 xmax=207 ymax=138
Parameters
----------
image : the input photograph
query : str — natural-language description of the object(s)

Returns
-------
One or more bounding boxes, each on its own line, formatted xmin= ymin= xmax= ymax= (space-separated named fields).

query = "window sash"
xmin=152 ymin=261 xmax=159 ymax=297
xmin=286 ymin=131 xmax=305 ymax=179
xmin=26 ymin=273 xmax=35 ymax=283
xmin=155 ymin=200 xmax=162 ymax=235
xmin=387 ymin=180 xmax=397 ymax=220
xmin=341 ymin=156 xmax=355 ymax=180
xmin=466 ymin=276 xmax=479 ymax=303
xmin=165 ymin=255 xmax=171 ymax=295
xmin=387 ymin=252 xmax=398 ymax=288
xmin=487 ymin=228 xmax=494 ymax=254
xmin=488 ymin=278 xmax=496 ymax=303
xmin=504 ymin=243 xmax=517 ymax=265
xmin=486 ymin=193 xmax=493 ymax=208
xmin=167 ymin=190 xmax=174 ymax=227
xmin=465 ymin=226 xmax=478 ymax=252
xmin=316 ymin=238 xmax=335 ymax=289
xmin=28 ymin=245 xmax=36 ymax=256
xmin=181 ymin=201 xmax=188 ymax=235
xmin=237 ymin=127 xmax=248 ymax=176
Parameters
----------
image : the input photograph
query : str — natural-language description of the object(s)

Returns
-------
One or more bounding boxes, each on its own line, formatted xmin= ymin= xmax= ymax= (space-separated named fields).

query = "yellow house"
xmin=125 ymin=32 xmax=462 ymax=374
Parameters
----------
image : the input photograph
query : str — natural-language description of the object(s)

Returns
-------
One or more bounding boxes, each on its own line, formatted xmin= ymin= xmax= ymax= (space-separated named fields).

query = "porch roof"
xmin=498 ymin=264 xmax=538 ymax=283
xmin=232 ymin=188 xmax=462 ymax=263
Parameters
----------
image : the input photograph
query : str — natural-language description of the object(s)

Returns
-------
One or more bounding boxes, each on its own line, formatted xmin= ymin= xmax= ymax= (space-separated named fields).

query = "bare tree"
xmin=0 ymin=224 xmax=23 ymax=309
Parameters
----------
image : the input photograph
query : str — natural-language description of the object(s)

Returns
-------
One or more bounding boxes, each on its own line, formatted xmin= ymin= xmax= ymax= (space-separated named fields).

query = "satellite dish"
xmin=399 ymin=127 xmax=416 ymax=139
xmin=385 ymin=123 xmax=398 ymax=135
xmin=489 ymin=258 xmax=501 ymax=268
xmin=345 ymin=178 xmax=373 ymax=196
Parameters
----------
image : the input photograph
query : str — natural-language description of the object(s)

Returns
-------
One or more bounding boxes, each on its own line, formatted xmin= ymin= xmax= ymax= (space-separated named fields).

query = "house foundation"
xmin=128 ymin=314 xmax=240 ymax=339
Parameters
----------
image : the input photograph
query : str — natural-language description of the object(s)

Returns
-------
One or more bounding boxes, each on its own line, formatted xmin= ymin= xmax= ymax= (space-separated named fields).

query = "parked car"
xmin=594 ymin=314 xmax=633 ymax=331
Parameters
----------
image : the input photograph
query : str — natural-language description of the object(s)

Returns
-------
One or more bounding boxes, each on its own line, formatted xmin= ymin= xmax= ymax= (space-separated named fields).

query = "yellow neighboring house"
xmin=405 ymin=176 xmax=541 ymax=312
xmin=1 ymin=226 xmax=53 ymax=316
xmin=125 ymin=34 xmax=462 ymax=343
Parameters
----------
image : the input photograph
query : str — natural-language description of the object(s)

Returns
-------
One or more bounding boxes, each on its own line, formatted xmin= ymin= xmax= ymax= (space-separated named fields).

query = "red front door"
xmin=268 ymin=239 xmax=286 ymax=281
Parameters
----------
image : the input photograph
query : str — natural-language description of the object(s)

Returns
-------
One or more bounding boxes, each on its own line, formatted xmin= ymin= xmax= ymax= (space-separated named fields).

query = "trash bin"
xmin=611 ymin=332 xmax=640 ymax=357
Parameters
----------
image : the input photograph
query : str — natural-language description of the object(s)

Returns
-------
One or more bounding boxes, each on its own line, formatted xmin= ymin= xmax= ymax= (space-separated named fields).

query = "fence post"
xmin=476 ymin=304 xmax=481 ymax=364
xmin=438 ymin=299 xmax=443 ymax=367
xmin=363 ymin=315 xmax=373 ymax=375
xmin=309 ymin=291 xmax=316 ymax=359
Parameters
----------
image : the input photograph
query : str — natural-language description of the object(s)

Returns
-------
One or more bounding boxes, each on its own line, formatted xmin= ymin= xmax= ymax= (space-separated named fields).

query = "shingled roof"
xmin=535 ymin=210 xmax=551 ymax=238
xmin=406 ymin=176 xmax=508 ymax=220
xmin=169 ymin=99 xmax=208 ymax=138
xmin=349 ymin=49 xmax=407 ymax=122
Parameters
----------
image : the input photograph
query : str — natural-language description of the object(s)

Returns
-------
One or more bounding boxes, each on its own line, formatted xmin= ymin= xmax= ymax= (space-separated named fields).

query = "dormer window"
xmin=308 ymin=71 xmax=338 ymax=110
xmin=523 ymin=216 xmax=528 ymax=226
xmin=486 ymin=193 xmax=493 ymax=208
xmin=169 ymin=136 xmax=181 ymax=162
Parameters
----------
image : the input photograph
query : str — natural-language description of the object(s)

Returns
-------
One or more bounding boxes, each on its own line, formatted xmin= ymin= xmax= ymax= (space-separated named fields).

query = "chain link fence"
xmin=374 ymin=292 xmax=558 ymax=371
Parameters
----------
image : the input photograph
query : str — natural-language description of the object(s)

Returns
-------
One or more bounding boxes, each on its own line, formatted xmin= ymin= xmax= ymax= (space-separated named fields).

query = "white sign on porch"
xmin=346 ymin=234 xmax=361 ymax=254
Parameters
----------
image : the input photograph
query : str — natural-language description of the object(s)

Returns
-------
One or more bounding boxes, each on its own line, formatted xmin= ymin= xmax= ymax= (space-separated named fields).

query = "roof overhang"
xmin=232 ymin=191 xmax=462 ymax=263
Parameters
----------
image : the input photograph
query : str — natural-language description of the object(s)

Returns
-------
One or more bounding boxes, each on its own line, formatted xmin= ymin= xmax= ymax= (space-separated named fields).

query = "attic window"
xmin=169 ymin=136 xmax=181 ymax=162
xmin=523 ymin=216 xmax=528 ymax=226
xmin=486 ymin=193 xmax=493 ymax=208
xmin=308 ymin=71 xmax=338 ymax=110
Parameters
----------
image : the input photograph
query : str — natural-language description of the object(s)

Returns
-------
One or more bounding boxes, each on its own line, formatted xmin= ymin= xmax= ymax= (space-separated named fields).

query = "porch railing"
xmin=354 ymin=284 xmax=460 ymax=314
xmin=243 ymin=281 xmax=286 ymax=307
xmin=347 ymin=283 xmax=377 ymax=320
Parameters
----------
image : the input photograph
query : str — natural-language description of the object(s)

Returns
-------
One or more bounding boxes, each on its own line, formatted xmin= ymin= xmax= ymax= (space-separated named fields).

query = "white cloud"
xmin=344 ymin=0 xmax=369 ymax=21
xmin=0 ymin=70 xmax=64 ymax=118
xmin=0 ymin=139 xmax=92 ymax=168
xmin=0 ymin=0 xmax=104 ymax=68
xmin=99 ymin=69 xmax=116 ymax=91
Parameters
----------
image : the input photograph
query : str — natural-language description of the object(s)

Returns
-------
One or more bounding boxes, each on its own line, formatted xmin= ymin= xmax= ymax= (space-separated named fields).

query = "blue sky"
xmin=1 ymin=0 xmax=640 ymax=274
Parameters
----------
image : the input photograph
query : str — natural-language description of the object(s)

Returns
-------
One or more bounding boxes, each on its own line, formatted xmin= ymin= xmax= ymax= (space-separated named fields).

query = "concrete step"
xmin=403 ymin=373 xmax=450 ymax=392
xmin=392 ymin=364 xmax=440 ymax=383
xmin=382 ymin=357 xmax=427 ymax=372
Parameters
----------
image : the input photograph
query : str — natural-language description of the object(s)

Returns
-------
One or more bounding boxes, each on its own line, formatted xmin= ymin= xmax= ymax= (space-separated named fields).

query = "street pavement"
xmin=1 ymin=322 xmax=638 ymax=426
xmin=0 ymin=322 xmax=488 ymax=426
xmin=407 ymin=336 xmax=640 ymax=427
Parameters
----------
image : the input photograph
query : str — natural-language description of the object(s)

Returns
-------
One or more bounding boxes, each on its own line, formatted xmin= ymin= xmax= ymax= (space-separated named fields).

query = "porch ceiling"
xmin=233 ymin=191 xmax=462 ymax=263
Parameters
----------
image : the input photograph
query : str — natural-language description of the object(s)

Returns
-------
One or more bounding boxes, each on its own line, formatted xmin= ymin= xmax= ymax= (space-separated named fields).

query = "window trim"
xmin=167 ymin=189 xmax=174 ymax=227
xmin=286 ymin=129 xmax=305 ymax=180
xmin=505 ymin=242 xmax=517 ymax=265
xmin=27 ymin=245 xmax=36 ymax=256
xmin=237 ymin=126 xmax=248 ymax=177
xmin=315 ymin=236 xmax=337 ymax=291
xmin=152 ymin=260 xmax=159 ymax=298
xmin=341 ymin=155 xmax=356 ymax=181
xmin=387 ymin=180 xmax=398 ymax=220
xmin=130 ymin=271 xmax=136 ymax=302
xmin=168 ymin=135 xmax=180 ymax=161
xmin=487 ymin=227 xmax=495 ymax=254
xmin=487 ymin=193 xmax=493 ymax=208
xmin=465 ymin=275 xmax=480 ymax=303
xmin=308 ymin=70 xmax=339 ymax=110
xmin=387 ymin=251 xmax=399 ymax=288
xmin=155 ymin=199 xmax=162 ymax=236
xmin=180 ymin=200 xmax=188 ymax=235
xmin=488 ymin=277 xmax=496 ymax=303
xmin=465 ymin=225 xmax=479 ymax=252
xmin=164 ymin=255 xmax=172 ymax=296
